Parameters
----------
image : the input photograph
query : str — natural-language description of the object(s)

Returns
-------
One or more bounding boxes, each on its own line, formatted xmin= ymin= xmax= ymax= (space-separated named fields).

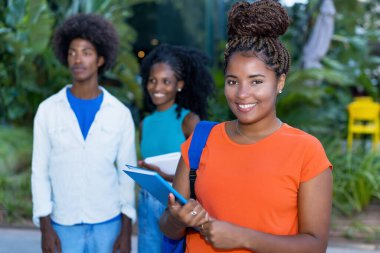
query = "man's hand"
xmin=113 ymin=232 xmax=131 ymax=253
xmin=113 ymin=215 xmax=132 ymax=253
xmin=40 ymin=216 xmax=61 ymax=253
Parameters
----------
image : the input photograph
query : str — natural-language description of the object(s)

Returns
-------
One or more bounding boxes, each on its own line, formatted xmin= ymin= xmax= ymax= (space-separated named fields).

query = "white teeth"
xmin=238 ymin=103 xmax=256 ymax=109
xmin=153 ymin=93 xmax=165 ymax=98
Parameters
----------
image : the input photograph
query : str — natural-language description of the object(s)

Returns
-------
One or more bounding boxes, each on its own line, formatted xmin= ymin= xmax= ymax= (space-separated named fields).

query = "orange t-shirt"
xmin=180 ymin=122 xmax=332 ymax=253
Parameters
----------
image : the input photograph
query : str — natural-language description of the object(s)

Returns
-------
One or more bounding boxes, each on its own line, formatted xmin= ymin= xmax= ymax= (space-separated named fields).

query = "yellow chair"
xmin=354 ymin=96 xmax=373 ymax=102
xmin=347 ymin=100 xmax=380 ymax=150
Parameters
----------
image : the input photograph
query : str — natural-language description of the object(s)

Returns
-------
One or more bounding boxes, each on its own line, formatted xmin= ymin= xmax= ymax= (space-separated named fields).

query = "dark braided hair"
xmin=53 ymin=13 xmax=119 ymax=74
xmin=140 ymin=43 xmax=214 ymax=120
xmin=225 ymin=0 xmax=291 ymax=77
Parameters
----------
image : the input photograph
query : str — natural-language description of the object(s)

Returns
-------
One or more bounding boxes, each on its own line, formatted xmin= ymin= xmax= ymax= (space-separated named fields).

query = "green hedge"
xmin=0 ymin=126 xmax=33 ymax=224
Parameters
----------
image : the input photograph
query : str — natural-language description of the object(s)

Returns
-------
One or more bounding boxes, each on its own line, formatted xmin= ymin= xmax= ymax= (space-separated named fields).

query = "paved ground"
xmin=0 ymin=227 xmax=137 ymax=253
xmin=0 ymin=227 xmax=379 ymax=253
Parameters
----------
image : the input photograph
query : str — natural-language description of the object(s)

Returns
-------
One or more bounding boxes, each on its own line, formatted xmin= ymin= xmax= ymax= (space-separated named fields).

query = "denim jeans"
xmin=52 ymin=215 xmax=121 ymax=253
xmin=138 ymin=189 xmax=166 ymax=253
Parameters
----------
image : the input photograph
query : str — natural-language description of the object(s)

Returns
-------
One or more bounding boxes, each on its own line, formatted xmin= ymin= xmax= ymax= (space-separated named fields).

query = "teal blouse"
xmin=140 ymin=104 xmax=190 ymax=158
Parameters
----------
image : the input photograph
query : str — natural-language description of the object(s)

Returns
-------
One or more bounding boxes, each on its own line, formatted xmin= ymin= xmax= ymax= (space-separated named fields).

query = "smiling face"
xmin=146 ymin=62 xmax=184 ymax=111
xmin=67 ymin=38 xmax=104 ymax=84
xmin=224 ymin=51 xmax=285 ymax=126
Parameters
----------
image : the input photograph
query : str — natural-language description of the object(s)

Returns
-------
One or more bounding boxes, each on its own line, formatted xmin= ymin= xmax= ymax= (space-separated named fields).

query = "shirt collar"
xmin=55 ymin=84 xmax=114 ymax=107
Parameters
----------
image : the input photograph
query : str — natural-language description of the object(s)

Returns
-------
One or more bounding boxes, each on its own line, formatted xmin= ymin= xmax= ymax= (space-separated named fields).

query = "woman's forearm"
xmin=203 ymin=220 xmax=328 ymax=253
xmin=242 ymin=228 xmax=328 ymax=253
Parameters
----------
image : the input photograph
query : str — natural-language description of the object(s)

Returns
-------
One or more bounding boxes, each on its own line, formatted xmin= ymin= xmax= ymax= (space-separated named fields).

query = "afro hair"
xmin=53 ymin=13 xmax=119 ymax=74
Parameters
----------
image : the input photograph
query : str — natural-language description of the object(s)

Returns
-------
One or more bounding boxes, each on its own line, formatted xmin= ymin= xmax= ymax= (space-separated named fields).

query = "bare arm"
xmin=182 ymin=112 xmax=200 ymax=138
xmin=201 ymin=169 xmax=333 ymax=252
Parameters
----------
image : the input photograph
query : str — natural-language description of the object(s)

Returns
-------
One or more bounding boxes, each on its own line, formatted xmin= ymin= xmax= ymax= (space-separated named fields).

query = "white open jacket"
xmin=31 ymin=85 xmax=137 ymax=226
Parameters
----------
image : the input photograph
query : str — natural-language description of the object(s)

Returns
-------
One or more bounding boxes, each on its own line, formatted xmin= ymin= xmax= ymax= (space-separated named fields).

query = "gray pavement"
xmin=0 ymin=227 xmax=379 ymax=253
xmin=0 ymin=227 xmax=137 ymax=253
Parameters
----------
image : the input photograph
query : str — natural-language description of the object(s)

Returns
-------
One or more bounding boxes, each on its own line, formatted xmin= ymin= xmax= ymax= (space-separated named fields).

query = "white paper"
xmin=144 ymin=152 xmax=181 ymax=176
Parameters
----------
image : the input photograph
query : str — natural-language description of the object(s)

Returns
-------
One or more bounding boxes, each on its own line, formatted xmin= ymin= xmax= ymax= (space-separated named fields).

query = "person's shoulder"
xmin=102 ymin=88 xmax=131 ymax=113
xmin=39 ymin=94 xmax=57 ymax=108
xmin=140 ymin=114 xmax=153 ymax=128
xmin=181 ymin=112 xmax=200 ymax=138
xmin=281 ymin=124 xmax=322 ymax=145
xmin=37 ymin=88 xmax=66 ymax=110
xmin=195 ymin=120 xmax=225 ymax=130
xmin=194 ymin=121 xmax=225 ymax=137
xmin=184 ymin=111 xmax=200 ymax=124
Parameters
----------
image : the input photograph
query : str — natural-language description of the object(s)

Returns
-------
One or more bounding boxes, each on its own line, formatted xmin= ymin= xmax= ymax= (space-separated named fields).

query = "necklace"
xmin=235 ymin=119 xmax=283 ymax=140
xmin=235 ymin=120 xmax=252 ymax=140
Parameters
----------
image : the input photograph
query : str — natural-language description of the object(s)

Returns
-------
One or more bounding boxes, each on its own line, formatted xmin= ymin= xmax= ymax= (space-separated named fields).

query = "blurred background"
xmin=0 ymin=0 xmax=379 ymax=245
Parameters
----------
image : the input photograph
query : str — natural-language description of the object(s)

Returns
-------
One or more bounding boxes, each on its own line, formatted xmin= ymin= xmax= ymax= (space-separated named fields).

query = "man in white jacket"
xmin=31 ymin=13 xmax=136 ymax=253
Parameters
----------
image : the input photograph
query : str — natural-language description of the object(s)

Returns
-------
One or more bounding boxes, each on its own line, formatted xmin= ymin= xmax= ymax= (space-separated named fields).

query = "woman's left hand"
xmin=200 ymin=219 xmax=244 ymax=250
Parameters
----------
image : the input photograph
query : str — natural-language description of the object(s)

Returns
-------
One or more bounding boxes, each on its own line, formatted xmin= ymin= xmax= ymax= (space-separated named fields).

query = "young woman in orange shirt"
xmin=159 ymin=0 xmax=333 ymax=252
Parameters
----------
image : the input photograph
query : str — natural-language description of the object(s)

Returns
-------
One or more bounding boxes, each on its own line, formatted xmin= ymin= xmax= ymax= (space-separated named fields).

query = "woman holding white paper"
xmin=137 ymin=43 xmax=214 ymax=252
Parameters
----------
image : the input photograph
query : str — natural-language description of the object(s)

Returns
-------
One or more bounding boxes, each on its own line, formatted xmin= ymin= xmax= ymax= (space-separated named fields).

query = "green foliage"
xmin=0 ymin=126 xmax=33 ymax=223
xmin=208 ymin=67 xmax=233 ymax=122
xmin=276 ymin=0 xmax=380 ymax=140
xmin=0 ymin=0 xmax=55 ymax=123
xmin=0 ymin=172 xmax=32 ymax=224
xmin=0 ymin=126 xmax=32 ymax=175
xmin=278 ymin=0 xmax=380 ymax=217
xmin=324 ymin=138 xmax=380 ymax=216
xmin=277 ymin=67 xmax=351 ymax=138
xmin=341 ymin=219 xmax=380 ymax=243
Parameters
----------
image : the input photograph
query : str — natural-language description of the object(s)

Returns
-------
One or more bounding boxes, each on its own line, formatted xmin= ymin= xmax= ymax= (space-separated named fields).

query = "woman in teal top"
xmin=137 ymin=43 xmax=214 ymax=252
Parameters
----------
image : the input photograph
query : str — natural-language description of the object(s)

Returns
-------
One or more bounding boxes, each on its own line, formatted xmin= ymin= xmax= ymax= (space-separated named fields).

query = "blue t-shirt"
xmin=140 ymin=104 xmax=190 ymax=158
xmin=66 ymin=88 xmax=103 ymax=140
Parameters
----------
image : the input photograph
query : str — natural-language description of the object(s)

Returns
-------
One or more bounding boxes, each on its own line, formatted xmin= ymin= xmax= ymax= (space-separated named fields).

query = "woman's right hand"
xmin=138 ymin=160 xmax=174 ymax=181
xmin=138 ymin=160 xmax=160 ymax=172
xmin=167 ymin=193 xmax=209 ymax=229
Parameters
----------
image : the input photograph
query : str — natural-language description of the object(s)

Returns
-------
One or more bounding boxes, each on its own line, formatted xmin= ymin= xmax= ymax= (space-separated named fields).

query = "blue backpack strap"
xmin=188 ymin=121 xmax=218 ymax=199
xmin=162 ymin=121 xmax=218 ymax=253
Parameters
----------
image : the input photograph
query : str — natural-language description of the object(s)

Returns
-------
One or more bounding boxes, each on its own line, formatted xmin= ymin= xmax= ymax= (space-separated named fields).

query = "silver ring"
xmin=190 ymin=210 xmax=198 ymax=216
xmin=201 ymin=223 xmax=204 ymax=229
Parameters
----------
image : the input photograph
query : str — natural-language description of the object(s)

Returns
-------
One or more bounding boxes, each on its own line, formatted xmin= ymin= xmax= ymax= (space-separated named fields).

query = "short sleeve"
xmin=300 ymin=137 xmax=332 ymax=182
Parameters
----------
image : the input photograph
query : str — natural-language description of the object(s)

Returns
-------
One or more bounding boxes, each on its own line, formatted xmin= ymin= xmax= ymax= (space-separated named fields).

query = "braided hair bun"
xmin=224 ymin=0 xmax=291 ymax=76
xmin=227 ymin=0 xmax=290 ymax=39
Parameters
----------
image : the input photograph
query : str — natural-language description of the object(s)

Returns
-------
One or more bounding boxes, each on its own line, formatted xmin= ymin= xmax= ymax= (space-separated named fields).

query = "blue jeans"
xmin=138 ymin=189 xmax=166 ymax=253
xmin=52 ymin=215 xmax=121 ymax=253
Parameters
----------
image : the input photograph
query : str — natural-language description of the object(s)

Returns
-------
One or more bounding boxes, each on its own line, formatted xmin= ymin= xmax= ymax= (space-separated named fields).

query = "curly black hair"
xmin=53 ymin=13 xmax=119 ymax=74
xmin=225 ymin=0 xmax=291 ymax=77
xmin=140 ymin=43 xmax=214 ymax=120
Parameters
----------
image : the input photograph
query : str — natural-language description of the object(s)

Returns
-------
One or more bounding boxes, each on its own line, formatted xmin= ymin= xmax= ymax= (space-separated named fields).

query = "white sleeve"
xmin=117 ymin=108 xmax=137 ymax=223
xmin=31 ymin=104 xmax=53 ymax=227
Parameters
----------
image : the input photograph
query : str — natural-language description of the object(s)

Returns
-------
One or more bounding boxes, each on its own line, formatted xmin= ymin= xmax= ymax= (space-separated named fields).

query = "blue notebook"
xmin=124 ymin=165 xmax=188 ymax=206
